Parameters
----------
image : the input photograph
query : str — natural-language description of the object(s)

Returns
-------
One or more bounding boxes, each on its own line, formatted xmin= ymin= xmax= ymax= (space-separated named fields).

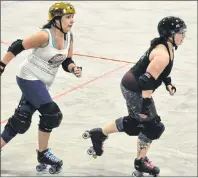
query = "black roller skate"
xmin=36 ymin=148 xmax=63 ymax=174
xmin=132 ymin=157 xmax=160 ymax=177
xmin=82 ymin=128 xmax=108 ymax=159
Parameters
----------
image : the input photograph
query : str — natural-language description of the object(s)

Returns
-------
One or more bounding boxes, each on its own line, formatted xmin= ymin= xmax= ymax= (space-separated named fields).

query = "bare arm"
xmin=1 ymin=30 xmax=48 ymax=66
xmin=142 ymin=47 xmax=169 ymax=98
xmin=67 ymin=32 xmax=76 ymax=72
xmin=139 ymin=46 xmax=170 ymax=117
xmin=62 ymin=32 xmax=82 ymax=78
xmin=22 ymin=30 xmax=49 ymax=49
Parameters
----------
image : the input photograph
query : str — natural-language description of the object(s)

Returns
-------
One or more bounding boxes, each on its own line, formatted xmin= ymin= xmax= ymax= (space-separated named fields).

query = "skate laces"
xmin=144 ymin=157 xmax=154 ymax=168
xmin=44 ymin=149 xmax=60 ymax=163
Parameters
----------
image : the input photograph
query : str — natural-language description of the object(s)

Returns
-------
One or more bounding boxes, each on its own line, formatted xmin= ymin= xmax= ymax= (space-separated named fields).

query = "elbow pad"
xmin=7 ymin=39 xmax=25 ymax=56
xmin=62 ymin=57 xmax=75 ymax=72
xmin=138 ymin=72 xmax=156 ymax=90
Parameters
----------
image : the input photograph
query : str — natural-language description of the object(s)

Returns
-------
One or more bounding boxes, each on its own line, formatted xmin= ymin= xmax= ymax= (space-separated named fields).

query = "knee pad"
xmin=142 ymin=115 xmax=165 ymax=140
xmin=38 ymin=102 xmax=63 ymax=133
xmin=116 ymin=116 xmax=143 ymax=136
xmin=1 ymin=99 xmax=35 ymax=142
xmin=1 ymin=123 xmax=18 ymax=143
xmin=8 ymin=108 xmax=33 ymax=134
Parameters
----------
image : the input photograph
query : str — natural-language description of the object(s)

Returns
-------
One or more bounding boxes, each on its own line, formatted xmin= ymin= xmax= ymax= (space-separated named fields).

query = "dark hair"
xmin=41 ymin=21 xmax=53 ymax=29
xmin=150 ymin=37 xmax=167 ymax=46
xmin=41 ymin=16 xmax=61 ymax=29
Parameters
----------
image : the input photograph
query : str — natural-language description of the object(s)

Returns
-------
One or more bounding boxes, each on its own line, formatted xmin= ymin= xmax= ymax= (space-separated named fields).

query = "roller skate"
xmin=82 ymin=128 xmax=108 ymax=159
xmin=36 ymin=148 xmax=63 ymax=174
xmin=132 ymin=157 xmax=160 ymax=177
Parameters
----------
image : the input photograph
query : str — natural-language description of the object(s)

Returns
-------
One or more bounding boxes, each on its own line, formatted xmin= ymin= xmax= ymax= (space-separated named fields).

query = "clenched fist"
xmin=72 ymin=66 xmax=82 ymax=78
xmin=166 ymin=84 xmax=176 ymax=96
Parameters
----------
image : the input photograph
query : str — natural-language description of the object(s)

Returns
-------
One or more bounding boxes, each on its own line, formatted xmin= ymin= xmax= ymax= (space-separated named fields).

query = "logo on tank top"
xmin=48 ymin=54 xmax=66 ymax=68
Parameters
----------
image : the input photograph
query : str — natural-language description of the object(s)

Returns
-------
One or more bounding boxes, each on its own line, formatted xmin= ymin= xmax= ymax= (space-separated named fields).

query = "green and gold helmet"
xmin=48 ymin=2 xmax=76 ymax=21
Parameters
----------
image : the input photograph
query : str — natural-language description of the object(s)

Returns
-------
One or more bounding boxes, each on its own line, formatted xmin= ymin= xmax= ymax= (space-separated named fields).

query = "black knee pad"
xmin=38 ymin=102 xmax=63 ymax=133
xmin=1 ymin=99 xmax=35 ymax=142
xmin=116 ymin=115 xmax=143 ymax=136
xmin=8 ymin=108 xmax=33 ymax=134
xmin=1 ymin=123 xmax=18 ymax=143
xmin=142 ymin=115 xmax=165 ymax=140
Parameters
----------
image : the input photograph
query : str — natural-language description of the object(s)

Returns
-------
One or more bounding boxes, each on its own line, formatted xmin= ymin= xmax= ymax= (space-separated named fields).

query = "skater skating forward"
xmin=83 ymin=16 xmax=187 ymax=176
xmin=0 ymin=2 xmax=82 ymax=174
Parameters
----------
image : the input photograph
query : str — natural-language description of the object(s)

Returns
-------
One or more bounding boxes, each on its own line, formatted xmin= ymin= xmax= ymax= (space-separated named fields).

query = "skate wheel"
xmin=36 ymin=165 xmax=42 ymax=172
xmin=92 ymin=153 xmax=97 ymax=159
xmin=82 ymin=131 xmax=90 ymax=139
xmin=87 ymin=147 xmax=94 ymax=155
xmin=36 ymin=164 xmax=47 ymax=172
xmin=49 ymin=167 xmax=56 ymax=174
xmin=132 ymin=171 xmax=143 ymax=177
xmin=56 ymin=166 xmax=62 ymax=173
xmin=149 ymin=167 xmax=160 ymax=177
xmin=152 ymin=173 xmax=159 ymax=177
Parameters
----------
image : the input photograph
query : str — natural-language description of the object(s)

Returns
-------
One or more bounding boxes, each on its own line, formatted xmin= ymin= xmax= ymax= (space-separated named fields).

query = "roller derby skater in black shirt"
xmin=83 ymin=16 xmax=187 ymax=177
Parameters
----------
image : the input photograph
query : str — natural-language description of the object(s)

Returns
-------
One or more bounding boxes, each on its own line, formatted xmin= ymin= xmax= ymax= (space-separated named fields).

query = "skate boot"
xmin=36 ymin=148 xmax=63 ymax=174
xmin=82 ymin=128 xmax=108 ymax=158
xmin=132 ymin=157 xmax=160 ymax=177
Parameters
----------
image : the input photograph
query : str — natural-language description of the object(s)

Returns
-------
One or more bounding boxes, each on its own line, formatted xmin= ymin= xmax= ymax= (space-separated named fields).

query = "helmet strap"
xmin=168 ymin=36 xmax=178 ymax=50
xmin=52 ymin=17 xmax=67 ymax=40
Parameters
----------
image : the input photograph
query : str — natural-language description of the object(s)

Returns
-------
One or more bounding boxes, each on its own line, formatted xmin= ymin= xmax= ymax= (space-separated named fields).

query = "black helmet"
xmin=158 ymin=16 xmax=187 ymax=38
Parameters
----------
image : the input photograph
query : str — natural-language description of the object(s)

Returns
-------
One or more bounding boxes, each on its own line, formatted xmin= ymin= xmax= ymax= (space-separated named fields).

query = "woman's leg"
xmin=84 ymin=83 xmax=143 ymax=157
xmin=16 ymin=77 xmax=54 ymax=152
xmin=102 ymin=121 xmax=119 ymax=135
xmin=136 ymin=97 xmax=157 ymax=159
xmin=1 ymin=95 xmax=36 ymax=148
xmin=114 ymin=84 xmax=158 ymax=159
xmin=0 ymin=138 xmax=6 ymax=148
xmin=117 ymin=84 xmax=160 ymax=174
xmin=102 ymin=84 xmax=143 ymax=136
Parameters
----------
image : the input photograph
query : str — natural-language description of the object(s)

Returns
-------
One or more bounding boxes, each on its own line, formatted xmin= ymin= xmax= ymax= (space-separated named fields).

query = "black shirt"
xmin=121 ymin=38 xmax=174 ymax=92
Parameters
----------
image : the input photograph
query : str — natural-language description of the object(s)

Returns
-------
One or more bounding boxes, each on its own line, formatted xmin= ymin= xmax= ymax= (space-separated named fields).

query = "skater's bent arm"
xmin=22 ymin=30 xmax=49 ymax=49
xmin=65 ymin=32 xmax=76 ymax=72
xmin=147 ymin=47 xmax=169 ymax=79
xmin=67 ymin=31 xmax=74 ymax=59
xmin=1 ymin=31 xmax=48 ymax=66
xmin=141 ymin=49 xmax=169 ymax=98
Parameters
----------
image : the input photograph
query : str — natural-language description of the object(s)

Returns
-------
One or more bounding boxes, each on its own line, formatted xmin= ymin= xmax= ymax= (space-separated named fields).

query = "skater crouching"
xmin=0 ymin=2 xmax=82 ymax=174
xmin=83 ymin=16 xmax=187 ymax=176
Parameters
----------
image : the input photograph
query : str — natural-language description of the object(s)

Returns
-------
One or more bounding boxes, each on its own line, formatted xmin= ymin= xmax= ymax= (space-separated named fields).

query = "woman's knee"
xmin=142 ymin=116 xmax=165 ymax=140
xmin=116 ymin=115 xmax=142 ymax=136
xmin=38 ymin=102 xmax=63 ymax=133
xmin=1 ymin=99 xmax=36 ymax=143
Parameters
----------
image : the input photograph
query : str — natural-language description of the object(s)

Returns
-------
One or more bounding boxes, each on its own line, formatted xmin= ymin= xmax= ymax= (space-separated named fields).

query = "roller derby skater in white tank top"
xmin=0 ymin=2 xmax=82 ymax=174
xmin=83 ymin=16 xmax=187 ymax=177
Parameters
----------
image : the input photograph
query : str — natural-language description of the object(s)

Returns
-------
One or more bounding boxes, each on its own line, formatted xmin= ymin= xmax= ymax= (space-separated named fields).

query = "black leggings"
xmin=121 ymin=84 xmax=157 ymax=119
xmin=116 ymin=84 xmax=161 ymax=138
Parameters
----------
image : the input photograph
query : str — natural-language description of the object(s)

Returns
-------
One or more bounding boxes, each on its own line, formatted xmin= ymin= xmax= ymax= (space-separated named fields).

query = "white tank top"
xmin=17 ymin=29 xmax=71 ymax=88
